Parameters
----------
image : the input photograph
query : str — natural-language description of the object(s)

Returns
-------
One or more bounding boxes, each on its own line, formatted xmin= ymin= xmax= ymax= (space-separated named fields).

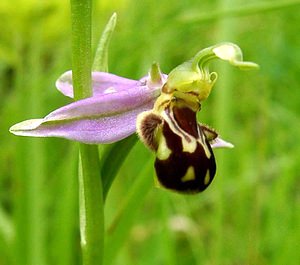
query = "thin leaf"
xmin=101 ymin=134 xmax=138 ymax=200
xmin=93 ymin=13 xmax=117 ymax=72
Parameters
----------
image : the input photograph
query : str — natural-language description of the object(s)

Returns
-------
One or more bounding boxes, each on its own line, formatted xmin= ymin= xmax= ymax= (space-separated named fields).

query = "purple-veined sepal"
xmin=10 ymin=64 xmax=166 ymax=144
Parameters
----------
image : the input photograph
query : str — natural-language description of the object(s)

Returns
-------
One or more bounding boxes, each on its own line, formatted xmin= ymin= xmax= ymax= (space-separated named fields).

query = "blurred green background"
xmin=1 ymin=0 xmax=299 ymax=264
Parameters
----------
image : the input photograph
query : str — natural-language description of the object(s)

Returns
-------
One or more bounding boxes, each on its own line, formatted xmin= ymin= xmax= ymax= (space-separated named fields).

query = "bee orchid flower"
xmin=136 ymin=43 xmax=258 ymax=193
xmin=10 ymin=43 xmax=258 ymax=155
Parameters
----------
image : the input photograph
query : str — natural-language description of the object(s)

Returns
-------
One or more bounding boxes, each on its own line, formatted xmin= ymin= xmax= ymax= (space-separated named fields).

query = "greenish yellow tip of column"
xmin=148 ymin=62 xmax=164 ymax=86
xmin=163 ymin=42 xmax=259 ymax=102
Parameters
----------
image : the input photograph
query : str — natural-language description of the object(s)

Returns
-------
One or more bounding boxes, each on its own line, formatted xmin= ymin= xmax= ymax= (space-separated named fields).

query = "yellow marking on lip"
xmin=204 ymin=170 xmax=210 ymax=185
xmin=182 ymin=139 xmax=197 ymax=153
xmin=156 ymin=135 xmax=172 ymax=160
xmin=201 ymin=143 xmax=211 ymax=159
xmin=181 ymin=166 xmax=196 ymax=182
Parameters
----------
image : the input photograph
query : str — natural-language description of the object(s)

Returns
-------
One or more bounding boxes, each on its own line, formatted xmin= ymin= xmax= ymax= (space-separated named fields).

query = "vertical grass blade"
xmin=104 ymin=161 xmax=153 ymax=265
xmin=12 ymin=26 xmax=48 ymax=265
xmin=51 ymin=146 xmax=79 ymax=265
xmin=212 ymin=0 xmax=237 ymax=263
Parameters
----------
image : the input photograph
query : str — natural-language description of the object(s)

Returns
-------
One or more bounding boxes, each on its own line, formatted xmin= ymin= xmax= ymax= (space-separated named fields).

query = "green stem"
xmin=70 ymin=1 xmax=104 ymax=265
xmin=78 ymin=146 xmax=103 ymax=265
xmin=71 ymin=0 xmax=92 ymax=99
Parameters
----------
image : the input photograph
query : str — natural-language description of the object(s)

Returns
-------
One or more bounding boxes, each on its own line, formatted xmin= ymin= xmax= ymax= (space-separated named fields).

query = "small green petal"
xmin=147 ymin=62 xmax=167 ymax=89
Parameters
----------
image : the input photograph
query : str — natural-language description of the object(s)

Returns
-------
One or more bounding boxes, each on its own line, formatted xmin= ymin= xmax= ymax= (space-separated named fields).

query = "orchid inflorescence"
xmin=10 ymin=42 xmax=258 ymax=194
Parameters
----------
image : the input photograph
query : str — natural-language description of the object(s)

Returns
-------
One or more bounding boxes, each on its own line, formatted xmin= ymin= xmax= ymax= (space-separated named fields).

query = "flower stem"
xmin=70 ymin=1 xmax=104 ymax=265
xmin=78 ymin=146 xmax=103 ymax=265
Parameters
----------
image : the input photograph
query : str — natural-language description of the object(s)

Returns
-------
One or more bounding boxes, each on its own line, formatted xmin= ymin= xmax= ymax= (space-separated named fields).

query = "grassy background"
xmin=1 ymin=0 xmax=299 ymax=264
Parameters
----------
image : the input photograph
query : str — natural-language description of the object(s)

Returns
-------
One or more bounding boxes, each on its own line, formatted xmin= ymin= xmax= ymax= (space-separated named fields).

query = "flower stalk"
xmin=70 ymin=1 xmax=104 ymax=265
